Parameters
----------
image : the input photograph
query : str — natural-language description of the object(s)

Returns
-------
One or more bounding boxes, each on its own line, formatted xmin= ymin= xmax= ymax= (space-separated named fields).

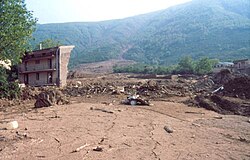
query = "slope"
xmin=31 ymin=0 xmax=250 ymax=68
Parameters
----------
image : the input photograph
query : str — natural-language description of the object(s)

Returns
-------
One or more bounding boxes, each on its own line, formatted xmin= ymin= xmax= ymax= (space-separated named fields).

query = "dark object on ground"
xmin=93 ymin=146 xmax=103 ymax=152
xmin=164 ymin=126 xmax=174 ymax=133
xmin=121 ymin=95 xmax=150 ymax=106
xmin=92 ymin=108 xmax=114 ymax=114
xmin=34 ymin=90 xmax=69 ymax=108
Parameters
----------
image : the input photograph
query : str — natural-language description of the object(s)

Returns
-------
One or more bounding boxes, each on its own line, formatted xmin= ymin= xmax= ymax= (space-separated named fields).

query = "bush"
xmin=0 ymin=66 xmax=20 ymax=99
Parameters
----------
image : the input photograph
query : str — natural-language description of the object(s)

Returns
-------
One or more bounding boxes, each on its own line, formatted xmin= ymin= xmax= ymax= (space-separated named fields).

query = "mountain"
xmin=32 ymin=0 xmax=250 ymax=68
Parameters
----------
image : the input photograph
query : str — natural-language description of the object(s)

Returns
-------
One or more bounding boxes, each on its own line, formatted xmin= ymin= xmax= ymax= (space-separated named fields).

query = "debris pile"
xmin=63 ymin=74 xmax=224 ymax=100
xmin=212 ymin=69 xmax=234 ymax=84
xmin=223 ymin=76 xmax=250 ymax=99
xmin=34 ymin=89 xmax=69 ymax=108
xmin=193 ymin=95 xmax=250 ymax=116
xmin=121 ymin=95 xmax=150 ymax=106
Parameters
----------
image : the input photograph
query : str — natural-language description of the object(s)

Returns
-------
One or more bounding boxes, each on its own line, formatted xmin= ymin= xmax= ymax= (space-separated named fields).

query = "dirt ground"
xmin=0 ymin=95 xmax=249 ymax=160
xmin=0 ymin=74 xmax=250 ymax=160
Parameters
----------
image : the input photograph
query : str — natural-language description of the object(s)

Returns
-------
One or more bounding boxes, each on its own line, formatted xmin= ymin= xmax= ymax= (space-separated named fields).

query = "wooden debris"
xmin=92 ymin=108 xmax=114 ymax=114
xmin=71 ymin=144 xmax=89 ymax=153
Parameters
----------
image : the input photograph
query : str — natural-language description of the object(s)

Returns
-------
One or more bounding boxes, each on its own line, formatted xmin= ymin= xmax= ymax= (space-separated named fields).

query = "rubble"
xmin=213 ymin=69 xmax=234 ymax=84
xmin=121 ymin=95 xmax=150 ymax=106
xmin=223 ymin=76 xmax=250 ymax=99
xmin=2 ymin=71 xmax=248 ymax=116
xmin=191 ymin=95 xmax=250 ymax=116
xmin=34 ymin=89 xmax=69 ymax=108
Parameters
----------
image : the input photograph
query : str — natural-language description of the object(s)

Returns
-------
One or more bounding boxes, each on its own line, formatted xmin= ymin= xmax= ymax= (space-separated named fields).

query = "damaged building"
xmin=233 ymin=59 xmax=250 ymax=75
xmin=18 ymin=46 xmax=74 ymax=87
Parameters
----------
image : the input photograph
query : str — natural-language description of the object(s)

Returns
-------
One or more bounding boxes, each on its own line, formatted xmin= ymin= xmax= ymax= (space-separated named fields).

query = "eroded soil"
xmin=0 ymin=97 xmax=249 ymax=160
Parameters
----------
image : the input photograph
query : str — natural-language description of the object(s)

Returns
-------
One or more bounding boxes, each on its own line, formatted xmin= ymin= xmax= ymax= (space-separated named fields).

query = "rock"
xmin=164 ymin=126 xmax=173 ymax=133
xmin=34 ymin=92 xmax=53 ymax=108
xmin=34 ymin=90 xmax=69 ymax=108
xmin=93 ymin=146 xmax=103 ymax=152
xmin=0 ymin=121 xmax=19 ymax=130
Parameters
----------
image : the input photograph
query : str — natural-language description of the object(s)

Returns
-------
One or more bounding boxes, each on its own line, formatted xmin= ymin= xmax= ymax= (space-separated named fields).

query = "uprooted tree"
xmin=0 ymin=0 xmax=37 ymax=99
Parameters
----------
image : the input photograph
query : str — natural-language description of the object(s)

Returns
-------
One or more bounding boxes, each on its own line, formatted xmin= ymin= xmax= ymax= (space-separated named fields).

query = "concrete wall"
xmin=58 ymin=46 xmax=74 ymax=87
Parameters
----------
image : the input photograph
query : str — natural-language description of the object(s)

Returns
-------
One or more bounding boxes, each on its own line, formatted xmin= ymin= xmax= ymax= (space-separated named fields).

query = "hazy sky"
xmin=26 ymin=0 xmax=191 ymax=24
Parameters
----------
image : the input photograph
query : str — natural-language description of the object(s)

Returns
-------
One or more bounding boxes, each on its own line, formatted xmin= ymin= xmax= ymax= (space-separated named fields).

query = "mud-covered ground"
xmin=0 ymin=73 xmax=250 ymax=160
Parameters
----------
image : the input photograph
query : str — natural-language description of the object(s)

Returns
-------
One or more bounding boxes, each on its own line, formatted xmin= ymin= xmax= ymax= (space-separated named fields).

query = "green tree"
xmin=0 ymin=0 xmax=36 ymax=64
xmin=177 ymin=56 xmax=194 ymax=74
xmin=0 ymin=0 xmax=35 ymax=99
xmin=35 ymin=39 xmax=61 ymax=50
xmin=0 ymin=66 xmax=20 ymax=99
xmin=194 ymin=57 xmax=218 ymax=75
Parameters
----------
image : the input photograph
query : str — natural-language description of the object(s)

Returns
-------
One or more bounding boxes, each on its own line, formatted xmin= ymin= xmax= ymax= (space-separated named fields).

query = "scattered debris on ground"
xmin=1 ymin=72 xmax=250 ymax=160
xmin=121 ymin=95 xmax=151 ymax=106
xmin=1 ymin=71 xmax=249 ymax=116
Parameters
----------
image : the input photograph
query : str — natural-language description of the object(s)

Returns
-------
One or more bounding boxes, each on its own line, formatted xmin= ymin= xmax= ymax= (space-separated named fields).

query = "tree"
xmin=194 ymin=57 xmax=218 ymax=75
xmin=0 ymin=0 xmax=36 ymax=99
xmin=177 ymin=56 xmax=194 ymax=74
xmin=0 ymin=0 xmax=37 ymax=64
xmin=35 ymin=39 xmax=61 ymax=50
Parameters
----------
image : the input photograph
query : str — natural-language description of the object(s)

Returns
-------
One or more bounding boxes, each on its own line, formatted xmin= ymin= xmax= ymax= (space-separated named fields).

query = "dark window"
xmin=24 ymin=74 xmax=29 ymax=84
xmin=25 ymin=62 xmax=28 ymax=71
xmin=35 ymin=60 xmax=40 ymax=64
xmin=48 ymin=59 xmax=52 ymax=69
xmin=36 ymin=73 xmax=39 ymax=80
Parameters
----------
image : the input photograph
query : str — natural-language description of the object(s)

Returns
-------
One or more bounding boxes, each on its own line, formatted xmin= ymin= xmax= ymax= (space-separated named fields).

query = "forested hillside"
xmin=31 ymin=0 xmax=250 ymax=68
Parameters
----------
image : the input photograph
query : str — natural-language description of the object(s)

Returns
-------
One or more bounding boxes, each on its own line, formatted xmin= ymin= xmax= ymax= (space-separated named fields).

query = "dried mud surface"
xmin=0 ymin=74 xmax=250 ymax=160
xmin=1 ymin=99 xmax=250 ymax=159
